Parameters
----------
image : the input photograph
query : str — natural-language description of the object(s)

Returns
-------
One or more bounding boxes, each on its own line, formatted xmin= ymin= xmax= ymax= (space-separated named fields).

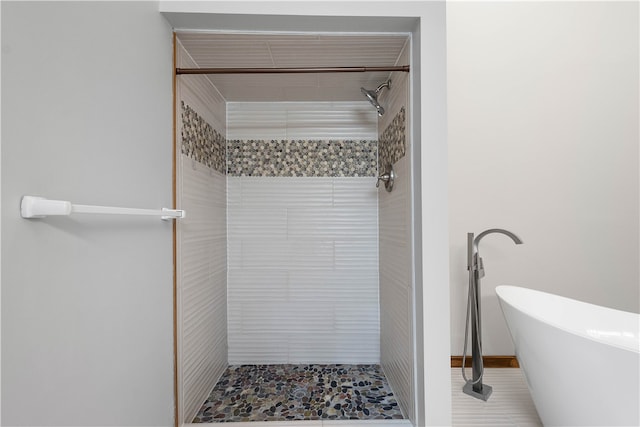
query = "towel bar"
xmin=20 ymin=196 xmax=185 ymax=221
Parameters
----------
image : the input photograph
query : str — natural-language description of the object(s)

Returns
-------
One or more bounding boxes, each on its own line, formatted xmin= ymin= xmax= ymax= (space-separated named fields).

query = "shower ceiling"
xmin=177 ymin=32 xmax=409 ymax=102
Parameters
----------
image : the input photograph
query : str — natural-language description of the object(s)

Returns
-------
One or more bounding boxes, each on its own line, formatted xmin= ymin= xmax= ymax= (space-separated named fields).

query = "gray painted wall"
xmin=448 ymin=1 xmax=639 ymax=355
xmin=1 ymin=2 xmax=175 ymax=425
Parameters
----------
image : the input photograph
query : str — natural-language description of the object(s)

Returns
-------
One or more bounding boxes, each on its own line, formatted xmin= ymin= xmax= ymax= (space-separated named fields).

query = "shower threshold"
xmin=191 ymin=364 xmax=406 ymax=424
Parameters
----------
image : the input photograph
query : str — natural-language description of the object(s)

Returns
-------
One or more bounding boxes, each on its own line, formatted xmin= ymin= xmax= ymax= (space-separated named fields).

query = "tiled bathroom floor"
xmin=192 ymin=364 xmax=404 ymax=423
xmin=451 ymin=368 xmax=542 ymax=426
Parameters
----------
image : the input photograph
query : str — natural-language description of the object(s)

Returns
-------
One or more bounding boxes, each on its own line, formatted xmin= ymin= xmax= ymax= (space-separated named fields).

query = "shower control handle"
xmin=376 ymin=173 xmax=389 ymax=187
xmin=376 ymin=165 xmax=395 ymax=192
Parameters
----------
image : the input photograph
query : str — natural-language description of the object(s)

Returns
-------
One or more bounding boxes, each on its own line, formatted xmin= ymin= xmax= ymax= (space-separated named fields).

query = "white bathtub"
xmin=496 ymin=285 xmax=640 ymax=427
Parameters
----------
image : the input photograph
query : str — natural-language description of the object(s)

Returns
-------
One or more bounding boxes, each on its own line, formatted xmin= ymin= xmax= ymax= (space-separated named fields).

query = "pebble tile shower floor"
xmin=193 ymin=364 xmax=404 ymax=423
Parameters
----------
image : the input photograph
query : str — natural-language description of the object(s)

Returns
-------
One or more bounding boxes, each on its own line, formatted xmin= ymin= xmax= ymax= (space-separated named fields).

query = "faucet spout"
xmin=473 ymin=228 xmax=522 ymax=253
xmin=468 ymin=228 xmax=522 ymax=272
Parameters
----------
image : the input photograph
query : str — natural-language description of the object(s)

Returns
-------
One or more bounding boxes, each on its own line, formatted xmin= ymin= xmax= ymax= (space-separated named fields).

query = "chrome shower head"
xmin=360 ymin=79 xmax=391 ymax=117
xmin=360 ymin=87 xmax=384 ymax=116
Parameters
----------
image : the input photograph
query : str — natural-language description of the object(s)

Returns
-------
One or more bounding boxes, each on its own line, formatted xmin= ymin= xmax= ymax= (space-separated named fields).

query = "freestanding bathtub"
xmin=496 ymin=285 xmax=640 ymax=426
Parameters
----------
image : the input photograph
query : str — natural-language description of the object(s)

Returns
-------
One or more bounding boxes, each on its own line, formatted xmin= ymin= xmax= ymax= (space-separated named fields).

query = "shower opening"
xmin=174 ymin=30 xmax=416 ymax=426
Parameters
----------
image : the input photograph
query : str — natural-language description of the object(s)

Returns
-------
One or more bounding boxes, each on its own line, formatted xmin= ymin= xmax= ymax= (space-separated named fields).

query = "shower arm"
xmin=375 ymin=81 xmax=392 ymax=93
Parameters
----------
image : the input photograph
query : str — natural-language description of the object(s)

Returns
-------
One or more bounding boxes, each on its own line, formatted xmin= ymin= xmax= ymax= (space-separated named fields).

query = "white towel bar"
xmin=20 ymin=196 xmax=185 ymax=221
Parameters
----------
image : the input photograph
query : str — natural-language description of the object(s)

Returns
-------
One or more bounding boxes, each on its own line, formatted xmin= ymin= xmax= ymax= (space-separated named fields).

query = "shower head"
xmin=360 ymin=87 xmax=385 ymax=116
xmin=360 ymin=79 xmax=391 ymax=117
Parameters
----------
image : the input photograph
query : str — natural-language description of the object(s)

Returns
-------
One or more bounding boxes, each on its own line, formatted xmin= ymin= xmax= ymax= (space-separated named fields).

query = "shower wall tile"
xmin=377 ymin=39 xmax=415 ymax=423
xmin=378 ymin=38 xmax=410 ymax=144
xmin=177 ymin=156 xmax=227 ymax=424
xmin=227 ymin=139 xmax=377 ymax=177
xmin=227 ymin=270 xmax=288 ymax=301
xmin=232 ymin=177 xmax=334 ymax=208
xmin=378 ymin=107 xmax=406 ymax=172
xmin=334 ymin=239 xmax=379 ymax=269
xmin=227 ymin=102 xmax=378 ymax=178
xmin=287 ymin=207 xmax=377 ymax=239
xmin=333 ymin=178 xmax=379 ymax=206
xmin=178 ymin=40 xmax=226 ymax=175
xmin=378 ymin=37 xmax=408 ymax=174
xmin=227 ymin=177 xmax=379 ymax=364
xmin=228 ymin=107 xmax=288 ymax=140
xmin=227 ymin=208 xmax=288 ymax=239
xmin=177 ymin=40 xmax=228 ymax=425
xmin=226 ymin=333 xmax=289 ymax=364
xmin=379 ymin=279 xmax=412 ymax=415
xmin=380 ymin=154 xmax=414 ymax=420
xmin=286 ymin=332 xmax=380 ymax=364
xmin=181 ymin=102 xmax=226 ymax=173
xmin=239 ymin=240 xmax=335 ymax=270
xmin=227 ymin=102 xmax=378 ymax=140
xmin=227 ymin=239 xmax=242 ymax=270
xmin=287 ymin=269 xmax=379 ymax=303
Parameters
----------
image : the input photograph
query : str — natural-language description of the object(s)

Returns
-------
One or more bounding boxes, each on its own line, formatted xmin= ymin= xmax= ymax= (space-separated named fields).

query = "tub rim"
xmin=495 ymin=285 xmax=640 ymax=354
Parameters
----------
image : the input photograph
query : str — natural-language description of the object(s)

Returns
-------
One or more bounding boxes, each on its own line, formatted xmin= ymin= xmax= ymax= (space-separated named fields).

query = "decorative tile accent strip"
xmin=379 ymin=107 xmax=406 ymax=171
xmin=181 ymin=101 xmax=226 ymax=173
xmin=227 ymin=139 xmax=377 ymax=177
xmin=192 ymin=364 xmax=404 ymax=423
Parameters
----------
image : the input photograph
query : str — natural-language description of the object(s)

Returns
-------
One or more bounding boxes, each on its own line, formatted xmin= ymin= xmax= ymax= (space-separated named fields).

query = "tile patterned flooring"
xmin=193 ymin=365 xmax=404 ymax=423
xmin=190 ymin=366 xmax=541 ymax=426
xmin=451 ymin=368 xmax=542 ymax=426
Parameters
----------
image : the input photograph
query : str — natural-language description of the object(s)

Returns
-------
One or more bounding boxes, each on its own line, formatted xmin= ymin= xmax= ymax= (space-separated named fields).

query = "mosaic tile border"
xmin=181 ymin=102 xmax=390 ymax=177
xmin=227 ymin=139 xmax=378 ymax=177
xmin=193 ymin=364 xmax=404 ymax=423
xmin=379 ymin=107 xmax=406 ymax=171
xmin=181 ymin=101 xmax=226 ymax=173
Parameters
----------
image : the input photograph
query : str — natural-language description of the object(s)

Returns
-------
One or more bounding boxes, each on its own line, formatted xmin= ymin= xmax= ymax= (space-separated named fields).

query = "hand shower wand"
xmin=462 ymin=228 xmax=523 ymax=401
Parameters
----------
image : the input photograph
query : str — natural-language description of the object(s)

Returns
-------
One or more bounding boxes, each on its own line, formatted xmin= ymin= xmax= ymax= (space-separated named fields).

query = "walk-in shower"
xmin=361 ymin=79 xmax=392 ymax=116
xmin=175 ymin=31 xmax=415 ymax=425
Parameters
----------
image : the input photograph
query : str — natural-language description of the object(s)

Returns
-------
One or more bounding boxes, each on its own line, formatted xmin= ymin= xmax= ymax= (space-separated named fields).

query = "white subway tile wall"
xmin=178 ymin=157 xmax=228 ymax=422
xmin=227 ymin=102 xmax=381 ymax=364
xmin=227 ymin=102 xmax=378 ymax=141
xmin=379 ymin=155 xmax=413 ymax=421
xmin=176 ymin=40 xmax=228 ymax=424
xmin=378 ymin=39 xmax=414 ymax=422
xmin=227 ymin=177 xmax=380 ymax=364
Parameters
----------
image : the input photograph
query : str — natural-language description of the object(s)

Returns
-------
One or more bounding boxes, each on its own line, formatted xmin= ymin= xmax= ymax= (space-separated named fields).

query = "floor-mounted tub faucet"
xmin=462 ymin=228 xmax=523 ymax=401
